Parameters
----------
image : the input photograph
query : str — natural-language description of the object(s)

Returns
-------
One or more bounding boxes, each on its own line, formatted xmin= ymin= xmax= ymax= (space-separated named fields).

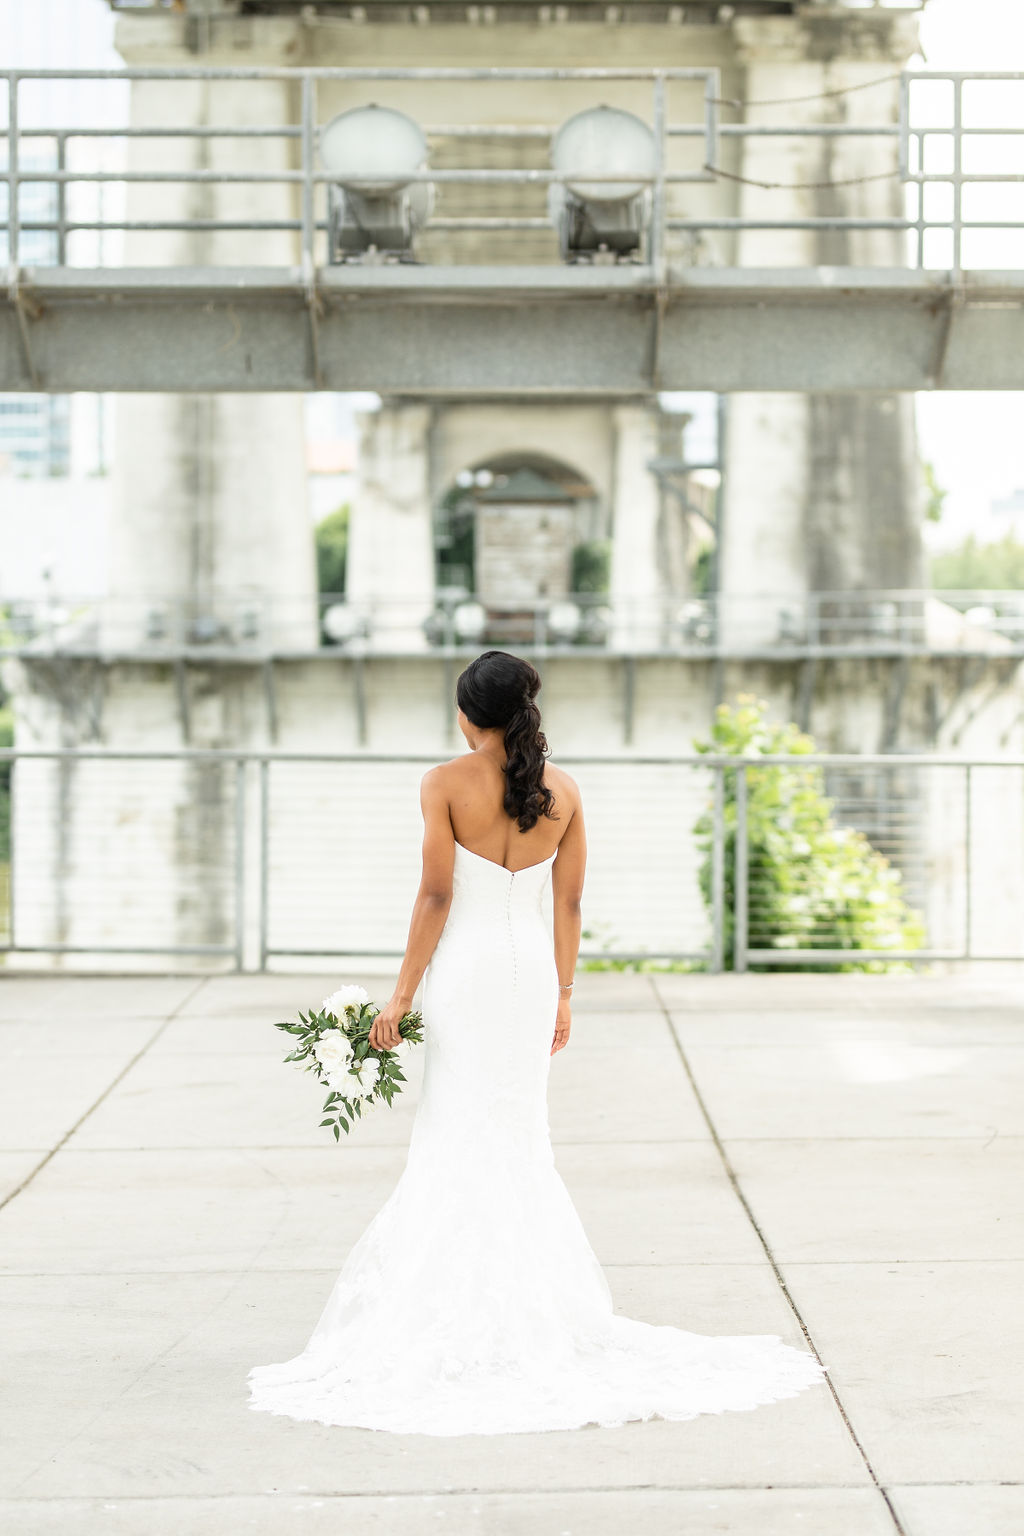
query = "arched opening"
xmin=431 ymin=450 xmax=608 ymax=645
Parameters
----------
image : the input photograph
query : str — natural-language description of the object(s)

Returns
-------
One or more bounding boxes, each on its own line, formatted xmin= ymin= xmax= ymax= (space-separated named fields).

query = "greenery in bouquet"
xmin=274 ymin=984 xmax=423 ymax=1139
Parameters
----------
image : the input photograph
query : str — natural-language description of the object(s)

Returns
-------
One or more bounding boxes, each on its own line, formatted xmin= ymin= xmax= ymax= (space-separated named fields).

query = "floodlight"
xmin=546 ymin=600 xmax=582 ymax=641
xmin=453 ymin=601 xmax=487 ymax=642
xmin=549 ymin=105 xmax=656 ymax=262
xmin=320 ymin=104 xmax=434 ymax=262
xmin=322 ymin=602 xmax=368 ymax=644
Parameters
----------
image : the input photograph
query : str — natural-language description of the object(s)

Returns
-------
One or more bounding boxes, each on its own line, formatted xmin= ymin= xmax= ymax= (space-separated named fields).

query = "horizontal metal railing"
xmin=0 ymin=748 xmax=1021 ymax=972
xmin=4 ymin=590 xmax=1024 ymax=658
xmin=3 ymin=66 xmax=1024 ymax=274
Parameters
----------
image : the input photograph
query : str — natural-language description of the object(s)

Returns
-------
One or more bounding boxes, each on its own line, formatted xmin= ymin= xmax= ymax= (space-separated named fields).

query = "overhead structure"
xmin=3 ymin=63 xmax=1023 ymax=392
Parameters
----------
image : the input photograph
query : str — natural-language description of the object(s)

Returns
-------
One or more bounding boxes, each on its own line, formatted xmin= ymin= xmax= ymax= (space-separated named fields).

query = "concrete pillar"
xmin=609 ymin=403 xmax=663 ymax=652
xmin=720 ymin=12 xmax=924 ymax=649
xmin=108 ymin=17 xmax=317 ymax=654
xmin=346 ymin=403 xmax=435 ymax=653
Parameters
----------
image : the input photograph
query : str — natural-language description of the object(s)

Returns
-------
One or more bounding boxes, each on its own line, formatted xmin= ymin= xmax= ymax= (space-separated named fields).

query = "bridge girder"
xmin=3 ymin=266 xmax=1022 ymax=394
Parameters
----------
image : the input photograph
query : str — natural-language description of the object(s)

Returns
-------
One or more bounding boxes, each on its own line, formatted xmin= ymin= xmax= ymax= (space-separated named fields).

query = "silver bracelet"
xmin=559 ymin=981 xmax=574 ymax=993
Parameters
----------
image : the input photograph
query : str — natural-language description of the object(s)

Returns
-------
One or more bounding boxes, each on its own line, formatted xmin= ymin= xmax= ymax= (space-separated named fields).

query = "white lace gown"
xmin=248 ymin=841 xmax=828 ymax=1435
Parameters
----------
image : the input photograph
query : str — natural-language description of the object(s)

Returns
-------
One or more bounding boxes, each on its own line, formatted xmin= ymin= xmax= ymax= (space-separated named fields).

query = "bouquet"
xmin=274 ymin=984 xmax=423 ymax=1139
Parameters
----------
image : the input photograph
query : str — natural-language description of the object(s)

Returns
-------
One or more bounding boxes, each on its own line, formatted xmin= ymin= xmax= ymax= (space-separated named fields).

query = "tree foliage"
xmin=315 ymin=504 xmax=350 ymax=596
xmin=931 ymin=533 xmax=1024 ymax=591
xmin=921 ymin=459 xmax=947 ymax=524
xmin=693 ymin=697 xmax=925 ymax=971
xmin=570 ymin=539 xmax=611 ymax=594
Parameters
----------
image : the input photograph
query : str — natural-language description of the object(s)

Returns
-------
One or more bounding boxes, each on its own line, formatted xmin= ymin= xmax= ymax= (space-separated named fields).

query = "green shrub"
xmin=693 ymin=697 xmax=925 ymax=971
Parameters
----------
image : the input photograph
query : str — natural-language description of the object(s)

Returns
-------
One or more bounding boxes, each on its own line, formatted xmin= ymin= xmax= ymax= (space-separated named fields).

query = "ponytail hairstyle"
xmin=456 ymin=650 xmax=557 ymax=833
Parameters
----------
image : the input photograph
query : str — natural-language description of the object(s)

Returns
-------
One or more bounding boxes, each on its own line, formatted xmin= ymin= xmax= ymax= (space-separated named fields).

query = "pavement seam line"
xmin=0 ymin=1484 xmax=914 ymax=1503
xmin=651 ymin=978 xmax=909 ymax=1536
xmin=0 ymin=976 xmax=211 ymax=1215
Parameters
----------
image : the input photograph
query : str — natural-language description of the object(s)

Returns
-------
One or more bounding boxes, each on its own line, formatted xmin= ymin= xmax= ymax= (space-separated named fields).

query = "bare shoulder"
xmin=419 ymin=760 xmax=459 ymax=794
xmin=421 ymin=754 xmax=481 ymax=793
xmin=545 ymin=761 xmax=581 ymax=812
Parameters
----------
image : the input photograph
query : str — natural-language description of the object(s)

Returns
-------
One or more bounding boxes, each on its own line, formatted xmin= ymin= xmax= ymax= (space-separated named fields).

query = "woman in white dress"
xmin=248 ymin=650 xmax=828 ymax=1435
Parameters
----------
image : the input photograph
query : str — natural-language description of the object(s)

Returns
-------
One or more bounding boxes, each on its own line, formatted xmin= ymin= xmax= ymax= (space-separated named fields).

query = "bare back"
xmin=440 ymin=752 xmax=578 ymax=873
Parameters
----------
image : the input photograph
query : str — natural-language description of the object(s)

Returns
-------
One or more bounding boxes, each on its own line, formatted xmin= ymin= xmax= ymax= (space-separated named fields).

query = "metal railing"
xmin=3 ymin=66 xmax=1024 ymax=274
xmin=1 ymin=748 xmax=1021 ymax=972
xmin=5 ymin=590 xmax=1024 ymax=658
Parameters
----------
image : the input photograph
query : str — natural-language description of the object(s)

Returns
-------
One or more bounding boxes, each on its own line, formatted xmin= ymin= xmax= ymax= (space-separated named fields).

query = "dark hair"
xmin=456 ymin=650 xmax=557 ymax=833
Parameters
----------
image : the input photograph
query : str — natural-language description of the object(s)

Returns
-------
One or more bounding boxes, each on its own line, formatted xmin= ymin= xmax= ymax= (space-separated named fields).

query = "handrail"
xmin=4 ymin=66 xmax=1023 ymax=274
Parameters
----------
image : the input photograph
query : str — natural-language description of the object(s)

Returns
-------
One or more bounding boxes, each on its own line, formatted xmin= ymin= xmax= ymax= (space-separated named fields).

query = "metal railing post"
xmin=710 ymin=763 xmax=725 ymax=974
xmin=259 ymin=756 xmax=269 ymax=972
xmin=733 ymin=762 xmax=748 ymax=973
xmin=703 ymin=68 xmax=720 ymax=187
xmin=651 ymin=71 xmax=666 ymax=281
xmin=56 ymin=132 xmax=68 ymax=265
xmin=6 ymin=755 xmax=15 ymax=951
xmin=6 ymin=73 xmax=19 ymax=275
xmin=300 ymin=72 xmax=316 ymax=274
xmin=963 ymin=761 xmax=972 ymax=959
xmin=952 ymin=75 xmax=963 ymax=277
xmin=233 ymin=756 xmax=246 ymax=971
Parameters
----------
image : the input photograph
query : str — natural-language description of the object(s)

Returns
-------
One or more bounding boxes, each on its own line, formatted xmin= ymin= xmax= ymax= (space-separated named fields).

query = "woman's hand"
xmin=551 ymin=997 xmax=572 ymax=1055
xmin=369 ymin=996 xmax=407 ymax=1052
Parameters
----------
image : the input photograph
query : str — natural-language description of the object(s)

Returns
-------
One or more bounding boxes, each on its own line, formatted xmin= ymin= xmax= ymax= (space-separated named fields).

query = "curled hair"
xmin=456 ymin=650 xmax=557 ymax=833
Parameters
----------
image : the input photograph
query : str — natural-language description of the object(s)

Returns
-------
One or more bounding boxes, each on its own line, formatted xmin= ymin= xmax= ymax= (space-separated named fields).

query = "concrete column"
xmin=346 ymin=403 xmax=435 ymax=653
xmin=609 ymin=403 xmax=663 ymax=652
xmin=720 ymin=12 xmax=924 ymax=650
xmin=108 ymin=18 xmax=317 ymax=654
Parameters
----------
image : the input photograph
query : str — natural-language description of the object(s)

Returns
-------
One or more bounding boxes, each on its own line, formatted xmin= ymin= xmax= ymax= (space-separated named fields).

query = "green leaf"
xmin=334 ymin=1123 xmax=341 ymax=1140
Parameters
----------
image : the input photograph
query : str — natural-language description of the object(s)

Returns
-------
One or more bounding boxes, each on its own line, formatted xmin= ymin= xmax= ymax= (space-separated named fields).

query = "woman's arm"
xmin=550 ymin=787 xmax=586 ymax=1055
xmin=368 ymin=768 xmax=455 ymax=1050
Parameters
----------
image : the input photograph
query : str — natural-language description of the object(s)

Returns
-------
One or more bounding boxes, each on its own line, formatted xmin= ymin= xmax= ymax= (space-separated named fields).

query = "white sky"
xmin=2 ymin=0 xmax=1022 ymax=548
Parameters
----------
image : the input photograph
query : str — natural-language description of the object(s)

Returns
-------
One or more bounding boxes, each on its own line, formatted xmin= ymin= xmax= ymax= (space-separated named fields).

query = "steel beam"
xmin=3 ymin=266 xmax=1024 ymax=393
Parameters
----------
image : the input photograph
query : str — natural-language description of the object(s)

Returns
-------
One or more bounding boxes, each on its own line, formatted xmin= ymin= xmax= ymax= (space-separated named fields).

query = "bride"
xmin=249 ymin=649 xmax=828 ymax=1435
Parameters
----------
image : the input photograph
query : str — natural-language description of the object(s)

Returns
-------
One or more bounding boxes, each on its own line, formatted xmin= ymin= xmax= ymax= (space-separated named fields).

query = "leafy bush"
xmin=693 ymin=697 xmax=925 ymax=971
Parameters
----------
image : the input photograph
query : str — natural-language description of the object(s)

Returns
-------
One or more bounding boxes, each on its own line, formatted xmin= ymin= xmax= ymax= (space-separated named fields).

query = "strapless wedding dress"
xmin=248 ymin=840 xmax=828 ymax=1435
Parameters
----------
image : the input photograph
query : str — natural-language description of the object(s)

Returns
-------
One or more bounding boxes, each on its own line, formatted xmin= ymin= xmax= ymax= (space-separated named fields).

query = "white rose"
xmin=321 ymin=984 xmax=370 ymax=1017
xmin=313 ymin=1031 xmax=351 ymax=1074
xmin=354 ymin=1056 xmax=381 ymax=1095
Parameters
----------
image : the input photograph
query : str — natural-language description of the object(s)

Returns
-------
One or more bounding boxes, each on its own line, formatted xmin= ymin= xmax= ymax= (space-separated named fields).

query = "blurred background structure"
xmin=2 ymin=0 xmax=1024 ymax=968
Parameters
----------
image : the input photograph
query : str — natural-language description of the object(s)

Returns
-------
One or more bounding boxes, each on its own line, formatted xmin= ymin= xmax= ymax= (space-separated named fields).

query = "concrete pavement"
xmin=0 ymin=969 xmax=1021 ymax=1536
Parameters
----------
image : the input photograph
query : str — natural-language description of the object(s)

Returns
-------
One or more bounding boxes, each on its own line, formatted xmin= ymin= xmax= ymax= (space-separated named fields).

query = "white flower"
xmin=321 ymin=984 xmax=370 ymax=1017
xmin=313 ymin=1031 xmax=351 ymax=1074
xmin=354 ymin=1056 xmax=381 ymax=1095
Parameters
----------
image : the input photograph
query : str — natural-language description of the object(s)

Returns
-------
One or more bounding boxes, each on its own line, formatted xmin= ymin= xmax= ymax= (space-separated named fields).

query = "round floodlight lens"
xmin=453 ymin=601 xmax=487 ymax=640
xmin=551 ymin=105 xmax=656 ymax=203
xmin=319 ymin=104 xmax=428 ymax=195
xmin=322 ymin=602 xmax=360 ymax=642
